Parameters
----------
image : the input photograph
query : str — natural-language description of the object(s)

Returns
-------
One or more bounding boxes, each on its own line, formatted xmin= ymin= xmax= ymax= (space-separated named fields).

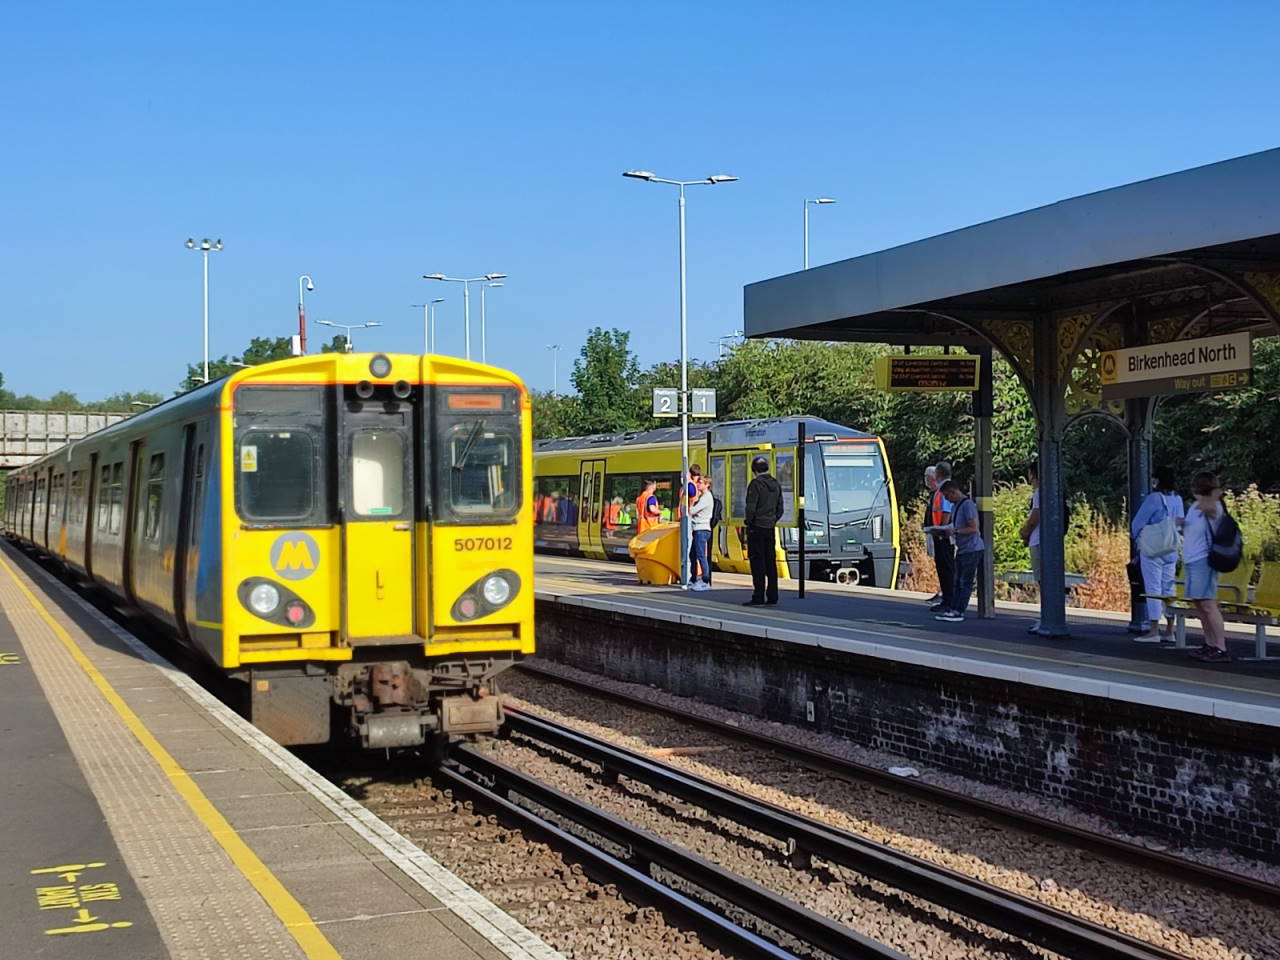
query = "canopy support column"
xmin=1034 ymin=317 xmax=1069 ymax=637
xmin=1125 ymin=398 xmax=1155 ymax=633
xmin=972 ymin=345 xmax=995 ymax=619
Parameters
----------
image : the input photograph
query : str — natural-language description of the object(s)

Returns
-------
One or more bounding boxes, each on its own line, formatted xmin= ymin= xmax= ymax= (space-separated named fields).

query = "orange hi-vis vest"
xmin=929 ymin=489 xmax=949 ymax=527
xmin=636 ymin=492 xmax=659 ymax=533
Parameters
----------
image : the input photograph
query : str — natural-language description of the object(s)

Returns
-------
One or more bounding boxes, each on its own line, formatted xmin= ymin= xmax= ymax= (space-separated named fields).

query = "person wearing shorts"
xmin=1183 ymin=471 xmax=1228 ymax=662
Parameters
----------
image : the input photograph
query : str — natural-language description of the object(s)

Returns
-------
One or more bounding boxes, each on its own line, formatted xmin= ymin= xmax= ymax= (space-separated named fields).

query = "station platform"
xmin=0 ymin=540 xmax=562 ymax=960
xmin=535 ymin=555 xmax=1280 ymax=727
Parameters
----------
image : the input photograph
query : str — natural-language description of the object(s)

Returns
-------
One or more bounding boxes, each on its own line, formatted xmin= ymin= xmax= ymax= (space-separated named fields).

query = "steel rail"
xmin=513 ymin=660 xmax=1280 ymax=907
xmin=443 ymin=749 xmax=908 ymax=960
xmin=503 ymin=708 xmax=1192 ymax=960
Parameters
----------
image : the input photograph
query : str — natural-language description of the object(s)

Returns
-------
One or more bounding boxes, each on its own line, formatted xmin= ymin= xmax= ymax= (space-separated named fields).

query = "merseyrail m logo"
xmin=270 ymin=532 xmax=319 ymax=581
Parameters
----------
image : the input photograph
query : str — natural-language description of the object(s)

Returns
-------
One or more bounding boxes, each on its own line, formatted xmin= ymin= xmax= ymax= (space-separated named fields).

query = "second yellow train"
xmin=534 ymin=416 xmax=900 ymax=588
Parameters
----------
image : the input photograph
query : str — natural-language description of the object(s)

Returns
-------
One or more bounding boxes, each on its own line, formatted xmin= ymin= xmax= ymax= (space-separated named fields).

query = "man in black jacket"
xmin=744 ymin=456 xmax=784 ymax=606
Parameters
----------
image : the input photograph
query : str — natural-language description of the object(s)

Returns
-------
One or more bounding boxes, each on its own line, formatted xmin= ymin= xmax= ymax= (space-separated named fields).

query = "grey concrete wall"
xmin=536 ymin=600 xmax=1280 ymax=863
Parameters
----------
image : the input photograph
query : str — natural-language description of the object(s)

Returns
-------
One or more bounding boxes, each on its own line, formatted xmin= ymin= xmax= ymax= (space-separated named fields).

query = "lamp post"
xmin=315 ymin=319 xmax=382 ymax=352
xmin=623 ymin=169 xmax=738 ymax=587
xmin=546 ymin=344 xmax=561 ymax=396
xmin=297 ymin=275 xmax=315 ymax=354
xmin=422 ymin=272 xmax=507 ymax=361
xmin=412 ymin=299 xmax=447 ymax=354
xmin=184 ymin=237 xmax=224 ymax=383
xmin=714 ymin=329 xmax=744 ymax=360
xmin=479 ymin=282 xmax=504 ymax=365
xmin=803 ymin=198 xmax=835 ymax=270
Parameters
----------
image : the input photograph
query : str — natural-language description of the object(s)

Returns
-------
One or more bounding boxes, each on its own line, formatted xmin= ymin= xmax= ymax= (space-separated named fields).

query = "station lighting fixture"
xmin=621 ymin=168 xmax=739 ymax=587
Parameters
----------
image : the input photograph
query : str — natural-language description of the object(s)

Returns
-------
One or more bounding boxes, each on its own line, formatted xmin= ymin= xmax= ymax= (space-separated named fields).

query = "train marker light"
xmin=369 ymin=355 xmax=392 ymax=378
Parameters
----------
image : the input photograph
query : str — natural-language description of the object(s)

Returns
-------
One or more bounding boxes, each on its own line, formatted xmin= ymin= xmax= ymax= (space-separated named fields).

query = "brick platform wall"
xmin=535 ymin=600 xmax=1280 ymax=864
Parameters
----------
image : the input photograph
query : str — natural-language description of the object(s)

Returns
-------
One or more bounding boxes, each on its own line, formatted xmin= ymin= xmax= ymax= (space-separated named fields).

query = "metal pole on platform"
xmin=1033 ymin=318 xmax=1069 ymax=636
xmin=623 ymin=169 xmax=738 ymax=587
xmin=424 ymin=273 xmax=507 ymax=362
xmin=973 ymin=345 xmax=995 ymax=618
xmin=797 ymin=421 xmax=806 ymax=599
xmin=184 ymin=237 xmax=223 ymax=384
xmin=298 ymin=275 xmax=314 ymax=354
xmin=802 ymin=198 xmax=835 ymax=270
xmin=1126 ymin=397 xmax=1155 ymax=633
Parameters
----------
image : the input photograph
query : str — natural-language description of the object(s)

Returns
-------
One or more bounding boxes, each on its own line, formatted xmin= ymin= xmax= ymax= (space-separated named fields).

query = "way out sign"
xmin=1101 ymin=333 xmax=1252 ymax=401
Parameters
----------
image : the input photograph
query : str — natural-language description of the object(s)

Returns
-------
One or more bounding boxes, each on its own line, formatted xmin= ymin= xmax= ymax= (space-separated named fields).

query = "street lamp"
xmin=546 ymin=344 xmax=561 ymax=397
xmin=315 ymin=319 xmax=382 ymax=352
xmin=184 ymin=237 xmax=224 ymax=383
xmin=802 ymin=198 xmax=835 ymax=270
xmin=480 ymin=282 xmax=504 ymax=365
xmin=411 ymin=298 xmax=447 ymax=354
xmin=713 ymin=329 xmax=744 ymax=360
xmin=423 ymin=272 xmax=507 ymax=361
xmin=130 ymin=401 xmax=159 ymax=409
xmin=297 ymin=275 xmax=315 ymax=354
xmin=623 ymin=169 xmax=738 ymax=587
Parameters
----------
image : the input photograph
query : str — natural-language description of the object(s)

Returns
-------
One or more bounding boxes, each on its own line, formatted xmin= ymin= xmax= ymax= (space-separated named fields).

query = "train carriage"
xmin=534 ymin=416 xmax=900 ymax=588
xmin=3 ymin=352 xmax=533 ymax=750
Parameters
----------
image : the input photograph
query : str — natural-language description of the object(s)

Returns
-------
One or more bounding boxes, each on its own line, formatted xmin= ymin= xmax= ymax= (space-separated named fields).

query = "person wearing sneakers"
xmin=1131 ymin=466 xmax=1185 ymax=644
xmin=934 ymin=480 xmax=984 ymax=623
xmin=688 ymin=474 xmax=714 ymax=591
xmin=1184 ymin=471 xmax=1230 ymax=663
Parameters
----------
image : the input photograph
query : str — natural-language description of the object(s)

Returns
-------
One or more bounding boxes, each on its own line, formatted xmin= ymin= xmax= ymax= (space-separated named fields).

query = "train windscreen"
xmin=822 ymin=448 xmax=886 ymax=514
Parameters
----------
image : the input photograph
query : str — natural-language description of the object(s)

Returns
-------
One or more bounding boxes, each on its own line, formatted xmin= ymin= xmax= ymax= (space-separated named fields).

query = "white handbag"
xmin=1137 ymin=499 xmax=1178 ymax=557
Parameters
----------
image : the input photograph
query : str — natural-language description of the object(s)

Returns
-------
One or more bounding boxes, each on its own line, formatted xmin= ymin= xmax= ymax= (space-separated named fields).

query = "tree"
xmin=319 ymin=335 xmax=348 ymax=354
xmin=178 ymin=334 xmax=317 ymax=392
xmin=569 ymin=328 xmax=644 ymax=433
xmin=530 ymin=389 xmax=584 ymax=439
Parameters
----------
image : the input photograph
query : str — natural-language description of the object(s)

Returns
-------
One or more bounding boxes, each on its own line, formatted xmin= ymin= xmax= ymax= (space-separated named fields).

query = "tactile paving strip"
xmin=0 ymin=559 xmax=311 ymax=960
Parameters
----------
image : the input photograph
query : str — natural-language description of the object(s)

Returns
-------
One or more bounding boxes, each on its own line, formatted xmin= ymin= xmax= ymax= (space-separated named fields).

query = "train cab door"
xmin=342 ymin=402 xmax=415 ymax=641
xmin=575 ymin=459 xmax=606 ymax=559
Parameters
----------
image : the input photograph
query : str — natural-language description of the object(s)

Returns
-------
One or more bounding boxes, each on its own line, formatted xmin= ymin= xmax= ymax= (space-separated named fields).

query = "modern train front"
xmin=708 ymin=417 xmax=899 ymax=588
xmin=220 ymin=352 xmax=532 ymax=750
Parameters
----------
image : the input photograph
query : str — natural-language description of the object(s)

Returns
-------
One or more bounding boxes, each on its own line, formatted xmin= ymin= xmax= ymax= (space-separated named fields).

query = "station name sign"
xmin=1100 ymin=332 xmax=1252 ymax=401
xmin=874 ymin=355 xmax=980 ymax=392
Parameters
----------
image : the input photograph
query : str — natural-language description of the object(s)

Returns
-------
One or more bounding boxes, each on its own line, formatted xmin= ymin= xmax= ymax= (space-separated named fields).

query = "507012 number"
xmin=454 ymin=537 xmax=513 ymax=552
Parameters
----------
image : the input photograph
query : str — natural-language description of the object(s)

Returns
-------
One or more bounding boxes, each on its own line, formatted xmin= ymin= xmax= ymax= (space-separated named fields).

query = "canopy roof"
xmin=744 ymin=148 xmax=1280 ymax=345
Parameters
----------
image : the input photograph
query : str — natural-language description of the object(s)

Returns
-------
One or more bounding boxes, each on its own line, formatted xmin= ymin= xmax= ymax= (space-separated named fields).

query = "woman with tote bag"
xmin=1131 ymin=467 xmax=1185 ymax=643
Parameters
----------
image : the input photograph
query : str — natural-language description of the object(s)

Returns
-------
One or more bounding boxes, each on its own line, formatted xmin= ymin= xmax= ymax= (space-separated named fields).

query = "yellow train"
xmin=534 ymin=417 xmax=901 ymax=588
xmin=3 ymin=352 xmax=533 ymax=750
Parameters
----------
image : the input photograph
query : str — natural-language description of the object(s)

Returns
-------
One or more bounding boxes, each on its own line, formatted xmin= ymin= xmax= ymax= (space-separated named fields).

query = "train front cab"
xmin=217 ymin=353 xmax=532 ymax=750
xmin=707 ymin=420 xmax=900 ymax=588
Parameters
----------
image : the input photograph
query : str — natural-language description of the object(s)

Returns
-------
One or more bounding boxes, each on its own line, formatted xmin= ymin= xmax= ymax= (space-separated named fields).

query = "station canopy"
xmin=742 ymin=147 xmax=1280 ymax=636
xmin=745 ymin=148 xmax=1280 ymax=365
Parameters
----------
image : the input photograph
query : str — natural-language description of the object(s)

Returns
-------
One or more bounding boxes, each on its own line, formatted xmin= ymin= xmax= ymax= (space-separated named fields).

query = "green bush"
xmin=1224 ymin=485 xmax=1280 ymax=565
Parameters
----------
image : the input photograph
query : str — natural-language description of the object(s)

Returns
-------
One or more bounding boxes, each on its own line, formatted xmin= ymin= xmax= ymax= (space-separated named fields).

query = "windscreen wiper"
xmin=453 ymin=419 xmax=484 ymax=470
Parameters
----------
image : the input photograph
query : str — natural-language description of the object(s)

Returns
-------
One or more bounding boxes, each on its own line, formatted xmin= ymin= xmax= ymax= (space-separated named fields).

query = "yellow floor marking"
xmin=538 ymin=573 xmax=1280 ymax=702
xmin=0 ymin=552 xmax=342 ymax=960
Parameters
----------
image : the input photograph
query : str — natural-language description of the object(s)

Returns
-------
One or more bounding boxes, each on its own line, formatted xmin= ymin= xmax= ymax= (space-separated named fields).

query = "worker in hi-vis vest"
xmin=635 ymin=479 xmax=662 ymax=534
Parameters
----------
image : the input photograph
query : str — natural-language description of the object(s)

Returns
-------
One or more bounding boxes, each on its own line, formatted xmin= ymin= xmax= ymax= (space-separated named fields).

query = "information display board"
xmin=874 ymin=355 xmax=980 ymax=392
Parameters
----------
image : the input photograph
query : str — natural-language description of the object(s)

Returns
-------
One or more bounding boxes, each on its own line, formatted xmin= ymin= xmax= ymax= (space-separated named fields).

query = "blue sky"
xmin=3 ymin=1 xmax=1279 ymax=399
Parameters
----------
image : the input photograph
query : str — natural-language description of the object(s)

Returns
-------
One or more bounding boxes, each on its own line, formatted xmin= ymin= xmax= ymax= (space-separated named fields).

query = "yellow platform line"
xmin=538 ymin=576 xmax=1280 ymax=702
xmin=0 ymin=552 xmax=342 ymax=960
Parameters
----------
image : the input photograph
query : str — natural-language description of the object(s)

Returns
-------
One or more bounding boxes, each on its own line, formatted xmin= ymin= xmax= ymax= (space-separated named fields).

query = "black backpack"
xmin=1208 ymin=505 xmax=1243 ymax=573
xmin=710 ymin=495 xmax=724 ymax=529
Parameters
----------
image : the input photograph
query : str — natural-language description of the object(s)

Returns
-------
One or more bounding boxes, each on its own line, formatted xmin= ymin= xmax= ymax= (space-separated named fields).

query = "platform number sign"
xmin=652 ymin=388 xmax=678 ymax=418
xmin=690 ymin=388 xmax=717 ymax=418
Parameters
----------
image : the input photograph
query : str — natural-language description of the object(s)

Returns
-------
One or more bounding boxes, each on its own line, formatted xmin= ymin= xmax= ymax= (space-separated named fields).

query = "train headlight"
xmin=482 ymin=574 xmax=511 ymax=606
xmin=248 ymin=582 xmax=281 ymax=615
xmin=369 ymin=354 xmax=392 ymax=378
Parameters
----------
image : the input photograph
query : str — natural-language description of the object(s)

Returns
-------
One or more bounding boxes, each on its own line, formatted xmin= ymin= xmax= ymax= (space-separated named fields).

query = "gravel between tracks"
xmin=481 ymin=732 xmax=1061 ymax=960
xmin=503 ymin=663 xmax=1280 ymax=960
xmin=341 ymin=773 xmax=729 ymax=960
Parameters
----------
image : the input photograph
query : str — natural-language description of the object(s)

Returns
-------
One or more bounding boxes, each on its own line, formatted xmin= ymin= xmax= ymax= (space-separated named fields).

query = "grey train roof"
xmin=533 ymin=416 xmax=873 ymax=453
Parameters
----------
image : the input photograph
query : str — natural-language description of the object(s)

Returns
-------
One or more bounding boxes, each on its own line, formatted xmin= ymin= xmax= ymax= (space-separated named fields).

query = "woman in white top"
xmin=1130 ymin=466 xmax=1185 ymax=643
xmin=1183 ymin=471 xmax=1229 ymax=662
xmin=687 ymin=475 xmax=715 ymax=591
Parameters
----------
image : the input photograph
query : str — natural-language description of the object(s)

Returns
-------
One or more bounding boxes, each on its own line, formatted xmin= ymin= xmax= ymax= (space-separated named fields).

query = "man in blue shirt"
xmin=934 ymin=480 xmax=985 ymax=623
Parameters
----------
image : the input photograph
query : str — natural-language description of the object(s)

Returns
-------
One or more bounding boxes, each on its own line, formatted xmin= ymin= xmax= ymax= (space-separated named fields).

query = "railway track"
xmin=445 ymin=707 xmax=1196 ymax=960
xmin=513 ymin=660 xmax=1279 ymax=909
